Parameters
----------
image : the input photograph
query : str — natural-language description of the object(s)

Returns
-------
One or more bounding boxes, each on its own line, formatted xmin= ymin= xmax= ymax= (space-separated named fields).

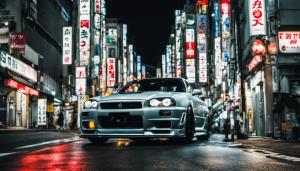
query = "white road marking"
xmin=0 ymin=152 xmax=16 ymax=157
xmin=15 ymin=137 xmax=80 ymax=150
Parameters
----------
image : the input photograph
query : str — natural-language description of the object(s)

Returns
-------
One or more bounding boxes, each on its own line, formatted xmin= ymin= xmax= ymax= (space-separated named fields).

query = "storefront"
xmin=0 ymin=51 xmax=39 ymax=128
xmin=244 ymin=39 xmax=268 ymax=136
xmin=5 ymin=79 xmax=39 ymax=128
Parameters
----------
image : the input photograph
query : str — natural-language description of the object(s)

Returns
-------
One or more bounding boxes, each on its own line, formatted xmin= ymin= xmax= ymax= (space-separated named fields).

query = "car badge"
xmin=117 ymin=103 xmax=123 ymax=109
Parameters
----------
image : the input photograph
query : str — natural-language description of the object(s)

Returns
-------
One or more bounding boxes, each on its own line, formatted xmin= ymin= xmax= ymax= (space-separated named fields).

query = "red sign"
xmin=9 ymin=32 xmax=26 ymax=56
xmin=251 ymin=39 xmax=266 ymax=55
xmin=95 ymin=0 xmax=101 ymax=13
xmin=221 ymin=0 xmax=230 ymax=15
xmin=186 ymin=42 xmax=195 ymax=59
xmin=6 ymin=79 xmax=39 ymax=96
xmin=196 ymin=0 xmax=208 ymax=5
xmin=80 ymin=20 xmax=90 ymax=28
xmin=248 ymin=55 xmax=262 ymax=72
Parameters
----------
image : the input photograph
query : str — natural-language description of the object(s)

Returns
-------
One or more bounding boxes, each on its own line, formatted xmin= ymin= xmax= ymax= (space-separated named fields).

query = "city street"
xmin=0 ymin=132 xmax=299 ymax=170
xmin=1 ymin=0 xmax=300 ymax=170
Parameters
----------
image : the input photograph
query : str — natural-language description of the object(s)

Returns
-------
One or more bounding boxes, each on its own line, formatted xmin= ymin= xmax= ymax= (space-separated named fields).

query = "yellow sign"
xmin=282 ymin=122 xmax=293 ymax=131
xmin=47 ymin=103 xmax=54 ymax=112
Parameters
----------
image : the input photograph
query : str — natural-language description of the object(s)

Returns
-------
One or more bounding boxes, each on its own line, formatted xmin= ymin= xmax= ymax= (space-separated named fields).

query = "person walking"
xmin=57 ymin=109 xmax=64 ymax=131
xmin=223 ymin=118 xmax=230 ymax=141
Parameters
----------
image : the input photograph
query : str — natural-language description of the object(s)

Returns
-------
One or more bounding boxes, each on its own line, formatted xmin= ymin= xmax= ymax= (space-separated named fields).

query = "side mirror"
xmin=192 ymin=89 xmax=202 ymax=96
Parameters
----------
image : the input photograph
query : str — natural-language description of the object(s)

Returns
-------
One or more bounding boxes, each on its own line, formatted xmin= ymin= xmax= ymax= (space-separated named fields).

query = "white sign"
xmin=186 ymin=29 xmax=195 ymax=42
xmin=272 ymin=66 xmax=278 ymax=93
xmin=249 ymin=0 xmax=266 ymax=36
xmin=0 ymin=51 xmax=37 ymax=82
xmin=80 ymin=0 xmax=90 ymax=15
xmin=123 ymin=25 xmax=127 ymax=47
xmin=76 ymin=78 xmax=86 ymax=95
xmin=79 ymin=14 xmax=90 ymax=66
xmin=108 ymin=29 xmax=117 ymax=36
xmin=186 ymin=59 xmax=195 ymax=83
xmin=278 ymin=31 xmax=300 ymax=53
xmin=107 ymin=58 xmax=115 ymax=87
xmin=63 ymin=27 xmax=72 ymax=65
xmin=128 ymin=45 xmax=134 ymax=80
xmin=76 ymin=67 xmax=86 ymax=78
xmin=199 ymin=53 xmax=207 ymax=83
xmin=94 ymin=14 xmax=101 ymax=29
xmin=37 ymin=99 xmax=47 ymax=126
xmin=162 ymin=54 xmax=166 ymax=78
xmin=137 ymin=56 xmax=141 ymax=79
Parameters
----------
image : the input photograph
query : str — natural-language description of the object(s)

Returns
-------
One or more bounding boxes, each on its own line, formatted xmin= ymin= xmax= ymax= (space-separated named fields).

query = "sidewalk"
xmin=233 ymin=136 xmax=300 ymax=158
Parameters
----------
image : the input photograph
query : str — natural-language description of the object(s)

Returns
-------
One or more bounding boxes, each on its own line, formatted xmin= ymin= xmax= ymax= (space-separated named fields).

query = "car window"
xmin=118 ymin=79 xmax=186 ymax=93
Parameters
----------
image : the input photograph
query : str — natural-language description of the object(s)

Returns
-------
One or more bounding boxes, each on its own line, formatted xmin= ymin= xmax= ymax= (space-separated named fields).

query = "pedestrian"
xmin=223 ymin=118 xmax=230 ymax=141
xmin=57 ymin=109 xmax=64 ymax=131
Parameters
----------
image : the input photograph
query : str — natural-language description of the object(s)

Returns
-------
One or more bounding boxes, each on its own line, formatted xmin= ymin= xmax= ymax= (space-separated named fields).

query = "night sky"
xmin=106 ymin=0 xmax=187 ymax=68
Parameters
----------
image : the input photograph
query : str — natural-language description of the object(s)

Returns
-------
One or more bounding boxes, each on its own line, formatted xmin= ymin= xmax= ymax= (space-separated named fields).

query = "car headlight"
xmin=91 ymin=101 xmax=98 ymax=108
xmin=84 ymin=101 xmax=92 ymax=108
xmin=162 ymin=98 xmax=172 ymax=106
xmin=149 ymin=99 xmax=160 ymax=107
xmin=84 ymin=100 xmax=98 ymax=109
xmin=149 ymin=98 xmax=175 ymax=107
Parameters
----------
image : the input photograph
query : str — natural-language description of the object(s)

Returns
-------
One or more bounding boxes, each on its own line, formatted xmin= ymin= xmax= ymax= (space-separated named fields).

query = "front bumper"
xmin=80 ymin=106 xmax=188 ymax=138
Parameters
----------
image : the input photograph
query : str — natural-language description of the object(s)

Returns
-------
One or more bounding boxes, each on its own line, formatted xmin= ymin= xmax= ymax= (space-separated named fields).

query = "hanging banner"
xmin=79 ymin=0 xmax=90 ymax=15
xmin=186 ymin=59 xmax=195 ymax=83
xmin=63 ymin=27 xmax=72 ymax=65
xmin=95 ymin=0 xmax=101 ymax=13
xmin=137 ymin=56 xmax=141 ymax=79
xmin=162 ymin=54 xmax=166 ymax=78
xmin=199 ymin=53 xmax=207 ymax=82
xmin=76 ymin=78 xmax=86 ymax=95
xmin=107 ymin=58 xmax=116 ymax=87
xmin=76 ymin=67 xmax=87 ymax=78
xmin=79 ymin=14 xmax=90 ymax=66
xmin=249 ymin=0 xmax=267 ymax=36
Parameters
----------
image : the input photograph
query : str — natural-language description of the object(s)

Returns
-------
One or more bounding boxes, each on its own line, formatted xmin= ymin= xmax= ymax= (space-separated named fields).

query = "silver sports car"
xmin=80 ymin=77 xmax=210 ymax=144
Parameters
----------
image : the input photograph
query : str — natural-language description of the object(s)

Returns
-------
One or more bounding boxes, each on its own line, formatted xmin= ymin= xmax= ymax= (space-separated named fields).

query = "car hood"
xmin=100 ymin=91 xmax=181 ymax=101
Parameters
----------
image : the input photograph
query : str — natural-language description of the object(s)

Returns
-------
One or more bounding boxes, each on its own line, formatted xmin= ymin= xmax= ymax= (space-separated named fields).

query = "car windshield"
xmin=118 ymin=79 xmax=186 ymax=93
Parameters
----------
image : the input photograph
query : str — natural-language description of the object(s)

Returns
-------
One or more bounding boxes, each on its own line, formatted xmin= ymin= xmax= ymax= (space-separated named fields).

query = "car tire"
xmin=88 ymin=137 xmax=108 ymax=144
xmin=184 ymin=107 xmax=195 ymax=143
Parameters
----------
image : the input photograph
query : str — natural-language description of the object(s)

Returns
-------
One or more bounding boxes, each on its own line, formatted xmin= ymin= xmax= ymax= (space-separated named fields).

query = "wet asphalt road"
xmin=0 ymin=135 xmax=299 ymax=171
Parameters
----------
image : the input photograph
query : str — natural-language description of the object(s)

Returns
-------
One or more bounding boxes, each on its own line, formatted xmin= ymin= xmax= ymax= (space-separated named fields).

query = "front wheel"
xmin=183 ymin=107 xmax=195 ymax=143
xmin=88 ymin=137 xmax=108 ymax=144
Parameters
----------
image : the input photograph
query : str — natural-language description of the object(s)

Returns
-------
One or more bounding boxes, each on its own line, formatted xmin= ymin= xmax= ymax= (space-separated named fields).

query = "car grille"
xmin=98 ymin=113 xmax=143 ymax=128
xmin=100 ymin=102 xmax=142 ymax=109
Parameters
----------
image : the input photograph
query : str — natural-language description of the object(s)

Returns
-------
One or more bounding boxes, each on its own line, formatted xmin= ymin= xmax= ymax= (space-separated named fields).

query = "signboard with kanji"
xmin=63 ymin=27 xmax=72 ymax=65
xmin=107 ymin=58 xmax=116 ymax=87
xmin=249 ymin=0 xmax=266 ymax=36
xmin=76 ymin=67 xmax=87 ymax=78
xmin=76 ymin=78 xmax=86 ymax=95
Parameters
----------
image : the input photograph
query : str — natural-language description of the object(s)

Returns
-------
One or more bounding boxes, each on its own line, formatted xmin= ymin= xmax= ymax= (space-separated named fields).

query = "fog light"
xmin=89 ymin=120 xmax=95 ymax=129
